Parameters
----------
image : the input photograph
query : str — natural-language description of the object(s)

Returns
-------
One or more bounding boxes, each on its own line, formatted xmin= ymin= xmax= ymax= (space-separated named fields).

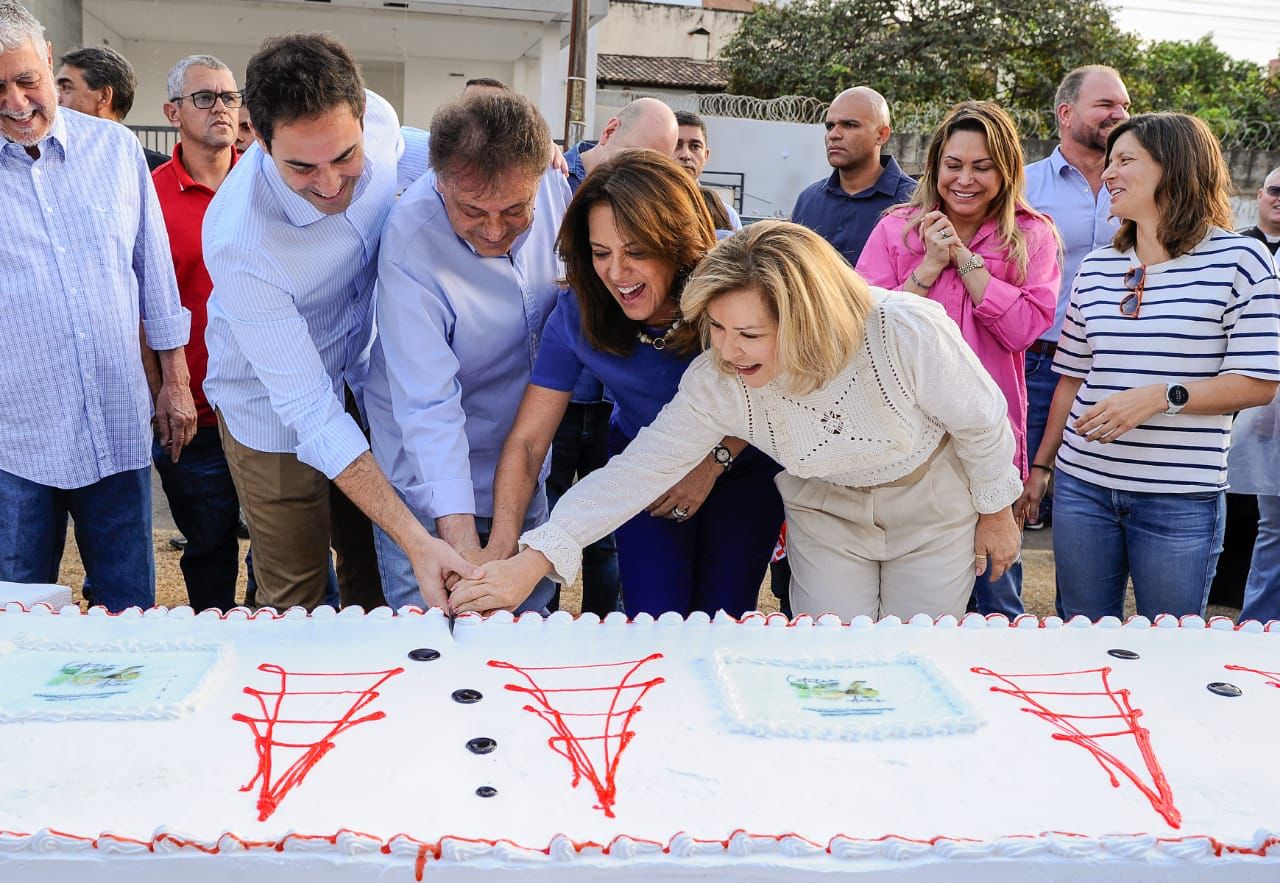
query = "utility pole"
xmin=563 ymin=0 xmax=589 ymax=147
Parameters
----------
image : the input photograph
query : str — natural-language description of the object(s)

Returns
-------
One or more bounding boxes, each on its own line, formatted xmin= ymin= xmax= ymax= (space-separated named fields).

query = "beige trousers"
xmin=777 ymin=440 xmax=978 ymax=621
xmin=217 ymin=408 xmax=384 ymax=613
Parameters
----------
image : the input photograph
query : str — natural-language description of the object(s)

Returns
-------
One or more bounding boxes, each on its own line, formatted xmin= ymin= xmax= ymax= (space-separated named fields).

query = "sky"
xmin=1110 ymin=0 xmax=1279 ymax=64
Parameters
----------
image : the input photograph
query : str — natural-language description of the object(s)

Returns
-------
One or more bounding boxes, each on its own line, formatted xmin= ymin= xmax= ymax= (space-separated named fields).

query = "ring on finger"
xmin=671 ymin=506 xmax=690 ymax=520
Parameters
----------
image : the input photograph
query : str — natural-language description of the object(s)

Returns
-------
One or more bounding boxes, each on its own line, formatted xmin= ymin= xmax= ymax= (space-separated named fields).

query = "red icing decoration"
xmin=489 ymin=654 xmax=665 ymax=818
xmin=232 ymin=664 xmax=404 ymax=821
xmin=1224 ymin=664 xmax=1280 ymax=688
xmin=971 ymin=666 xmax=1181 ymax=828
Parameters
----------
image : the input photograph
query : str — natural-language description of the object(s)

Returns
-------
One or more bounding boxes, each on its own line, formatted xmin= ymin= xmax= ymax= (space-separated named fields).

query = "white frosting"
xmin=0 ymin=604 xmax=1278 ymax=881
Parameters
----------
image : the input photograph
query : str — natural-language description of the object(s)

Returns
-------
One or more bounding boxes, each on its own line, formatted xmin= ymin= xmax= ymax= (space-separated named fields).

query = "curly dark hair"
xmin=245 ymin=32 xmax=365 ymax=149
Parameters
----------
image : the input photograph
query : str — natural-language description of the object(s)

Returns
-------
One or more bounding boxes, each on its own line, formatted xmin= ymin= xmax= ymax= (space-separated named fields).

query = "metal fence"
xmin=129 ymin=125 xmax=180 ymax=155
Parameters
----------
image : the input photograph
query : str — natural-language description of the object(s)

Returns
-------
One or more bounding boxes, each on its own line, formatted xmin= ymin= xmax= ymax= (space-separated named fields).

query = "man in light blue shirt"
xmin=203 ymin=32 xmax=478 ymax=613
xmin=364 ymin=91 xmax=572 ymax=613
xmin=1023 ymin=65 xmax=1130 ymax=528
xmin=0 ymin=2 xmax=194 ymax=612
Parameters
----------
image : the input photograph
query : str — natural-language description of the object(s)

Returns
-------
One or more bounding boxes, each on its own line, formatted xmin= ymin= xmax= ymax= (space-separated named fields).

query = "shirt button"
xmin=68 ymin=287 xmax=77 ymax=294
xmin=46 ymin=207 xmax=53 ymax=213
xmin=56 ymin=246 xmax=66 ymax=254
xmin=78 ymin=332 xmax=86 ymax=340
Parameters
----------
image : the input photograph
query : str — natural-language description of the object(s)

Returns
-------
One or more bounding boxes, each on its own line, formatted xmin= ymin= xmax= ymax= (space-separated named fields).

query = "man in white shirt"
xmin=203 ymin=32 xmax=478 ymax=612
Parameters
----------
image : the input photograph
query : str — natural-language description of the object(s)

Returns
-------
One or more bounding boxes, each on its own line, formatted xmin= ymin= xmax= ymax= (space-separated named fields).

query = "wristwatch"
xmin=956 ymin=252 xmax=986 ymax=277
xmin=711 ymin=444 xmax=734 ymax=472
xmin=1165 ymin=383 xmax=1190 ymax=415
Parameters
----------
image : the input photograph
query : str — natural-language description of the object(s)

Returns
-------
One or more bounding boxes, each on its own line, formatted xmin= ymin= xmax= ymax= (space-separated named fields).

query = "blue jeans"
xmin=970 ymin=558 xmax=1024 ymax=618
xmin=1241 ymin=494 xmax=1280 ymax=624
xmin=152 ymin=427 xmax=241 ymax=612
xmin=546 ymin=402 xmax=620 ymax=617
xmin=0 ymin=466 xmax=153 ymax=612
xmin=1052 ymin=469 xmax=1225 ymax=620
xmin=610 ymin=426 xmax=783 ymax=618
xmin=1024 ymin=348 xmax=1060 ymax=525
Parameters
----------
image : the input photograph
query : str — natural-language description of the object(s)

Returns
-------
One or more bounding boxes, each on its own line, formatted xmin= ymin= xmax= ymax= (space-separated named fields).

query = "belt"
xmin=1027 ymin=339 xmax=1057 ymax=357
xmin=847 ymin=433 xmax=950 ymax=492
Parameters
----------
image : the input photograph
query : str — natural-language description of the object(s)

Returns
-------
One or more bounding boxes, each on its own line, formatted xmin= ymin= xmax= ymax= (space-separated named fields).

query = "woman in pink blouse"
xmin=857 ymin=100 xmax=1059 ymax=618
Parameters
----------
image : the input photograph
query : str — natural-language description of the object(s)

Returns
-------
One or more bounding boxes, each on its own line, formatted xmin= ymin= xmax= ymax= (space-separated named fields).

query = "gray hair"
xmin=167 ymin=54 xmax=231 ymax=101
xmin=1054 ymin=65 xmax=1122 ymax=111
xmin=0 ymin=1 xmax=44 ymax=53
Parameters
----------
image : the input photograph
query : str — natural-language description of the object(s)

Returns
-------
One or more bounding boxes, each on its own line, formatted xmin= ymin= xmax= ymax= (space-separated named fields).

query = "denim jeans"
xmin=970 ymin=559 xmax=1024 ymax=618
xmin=152 ymin=427 xmax=241 ymax=612
xmin=1023 ymin=349 xmax=1060 ymax=525
xmin=1052 ymin=469 xmax=1225 ymax=620
xmin=0 ymin=466 xmax=153 ymax=612
xmin=1240 ymin=494 xmax=1280 ymax=624
xmin=546 ymin=402 xmax=621 ymax=617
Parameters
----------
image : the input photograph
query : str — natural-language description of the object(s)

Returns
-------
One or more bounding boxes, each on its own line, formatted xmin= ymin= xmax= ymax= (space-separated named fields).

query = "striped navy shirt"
xmin=0 ymin=108 xmax=189 ymax=489
xmin=1052 ymin=229 xmax=1280 ymax=493
xmin=203 ymin=92 xmax=429 ymax=479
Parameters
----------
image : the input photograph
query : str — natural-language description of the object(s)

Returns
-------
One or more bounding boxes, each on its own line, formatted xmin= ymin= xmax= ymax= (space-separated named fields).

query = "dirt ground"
xmin=56 ymin=526 xmax=1237 ymax=621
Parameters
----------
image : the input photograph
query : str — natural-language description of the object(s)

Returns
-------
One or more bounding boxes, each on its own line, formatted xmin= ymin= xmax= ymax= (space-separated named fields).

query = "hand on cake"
xmin=450 ymin=549 xmax=551 ymax=614
xmin=645 ymin=459 xmax=718 ymax=521
xmin=974 ymin=507 xmax=1020 ymax=579
xmin=408 ymin=535 xmax=485 ymax=612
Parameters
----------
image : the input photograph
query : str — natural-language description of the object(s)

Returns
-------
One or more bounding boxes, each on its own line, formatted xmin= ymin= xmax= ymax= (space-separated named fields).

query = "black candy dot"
xmin=452 ymin=688 xmax=483 ymax=704
xmin=1107 ymin=648 xmax=1140 ymax=660
xmin=476 ymin=786 xmax=498 ymax=798
xmin=408 ymin=648 xmax=441 ymax=662
xmin=1207 ymin=682 xmax=1242 ymax=698
xmin=467 ymin=737 xmax=497 ymax=755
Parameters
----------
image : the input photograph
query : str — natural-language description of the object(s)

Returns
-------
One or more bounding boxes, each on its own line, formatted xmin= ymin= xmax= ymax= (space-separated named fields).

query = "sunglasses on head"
xmin=1120 ymin=265 xmax=1145 ymax=318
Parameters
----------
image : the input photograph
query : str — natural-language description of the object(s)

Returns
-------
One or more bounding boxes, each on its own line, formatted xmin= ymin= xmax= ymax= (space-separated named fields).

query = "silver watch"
xmin=956 ymin=253 xmax=986 ymax=277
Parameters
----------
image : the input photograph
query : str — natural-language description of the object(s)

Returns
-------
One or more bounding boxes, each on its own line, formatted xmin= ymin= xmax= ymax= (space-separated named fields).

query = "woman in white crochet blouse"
xmin=451 ymin=221 xmax=1024 ymax=620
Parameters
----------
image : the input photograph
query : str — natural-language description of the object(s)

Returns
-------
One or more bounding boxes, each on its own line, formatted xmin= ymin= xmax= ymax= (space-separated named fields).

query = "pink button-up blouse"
xmin=856 ymin=207 xmax=1060 ymax=477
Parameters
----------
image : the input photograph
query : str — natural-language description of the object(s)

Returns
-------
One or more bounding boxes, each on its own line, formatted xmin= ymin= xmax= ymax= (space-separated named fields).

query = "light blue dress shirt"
xmin=364 ymin=166 xmax=573 ymax=521
xmin=1024 ymin=145 xmax=1117 ymax=342
xmin=0 ymin=108 xmax=189 ymax=489
xmin=202 ymin=91 xmax=429 ymax=479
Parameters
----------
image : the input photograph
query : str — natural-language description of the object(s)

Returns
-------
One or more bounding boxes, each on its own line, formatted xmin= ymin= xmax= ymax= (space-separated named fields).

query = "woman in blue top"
xmin=479 ymin=150 xmax=783 ymax=617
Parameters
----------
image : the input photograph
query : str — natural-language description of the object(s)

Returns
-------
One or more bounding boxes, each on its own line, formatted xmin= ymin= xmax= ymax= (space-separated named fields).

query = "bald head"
xmin=597 ymin=97 xmax=678 ymax=158
xmin=823 ymin=86 xmax=892 ymax=177
xmin=831 ymin=87 xmax=890 ymax=129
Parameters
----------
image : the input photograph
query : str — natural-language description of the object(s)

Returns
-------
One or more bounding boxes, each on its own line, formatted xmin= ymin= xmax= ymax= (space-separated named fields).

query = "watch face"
xmin=1168 ymin=385 xmax=1190 ymax=406
xmin=714 ymin=446 xmax=731 ymax=464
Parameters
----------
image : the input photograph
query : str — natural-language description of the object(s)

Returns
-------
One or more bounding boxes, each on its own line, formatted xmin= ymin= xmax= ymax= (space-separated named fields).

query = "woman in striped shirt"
xmin=1019 ymin=113 xmax=1280 ymax=620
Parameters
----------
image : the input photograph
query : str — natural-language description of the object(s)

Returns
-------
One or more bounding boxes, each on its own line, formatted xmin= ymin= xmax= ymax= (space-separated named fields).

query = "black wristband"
xmin=1030 ymin=463 xmax=1054 ymax=475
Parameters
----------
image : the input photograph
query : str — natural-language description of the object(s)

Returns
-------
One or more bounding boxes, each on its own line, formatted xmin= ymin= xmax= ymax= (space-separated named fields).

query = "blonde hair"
xmin=896 ymin=100 xmax=1049 ymax=281
xmin=681 ymin=221 xmax=873 ymax=396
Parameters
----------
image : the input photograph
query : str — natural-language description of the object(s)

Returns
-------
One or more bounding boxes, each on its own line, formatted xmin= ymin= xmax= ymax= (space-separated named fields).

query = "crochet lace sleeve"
xmin=884 ymin=298 xmax=1023 ymax=513
xmin=520 ymin=355 xmax=742 ymax=584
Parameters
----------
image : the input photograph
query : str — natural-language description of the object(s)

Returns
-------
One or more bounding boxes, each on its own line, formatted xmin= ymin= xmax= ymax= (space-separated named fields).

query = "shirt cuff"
xmin=142 ymin=307 xmax=192 ymax=351
xmin=969 ymin=464 xmax=1024 ymax=514
xmin=519 ymin=520 xmax=579 ymax=586
xmin=406 ymin=479 xmax=476 ymax=524
xmin=295 ymin=412 xmax=371 ymax=480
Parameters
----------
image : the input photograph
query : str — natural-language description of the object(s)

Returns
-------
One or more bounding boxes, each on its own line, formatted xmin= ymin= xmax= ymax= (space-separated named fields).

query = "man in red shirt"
xmin=148 ymin=54 xmax=243 ymax=610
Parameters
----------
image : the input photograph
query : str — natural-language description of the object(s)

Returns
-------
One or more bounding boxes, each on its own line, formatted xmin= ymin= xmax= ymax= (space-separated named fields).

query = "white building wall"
xmin=595 ymin=0 xmax=746 ymax=61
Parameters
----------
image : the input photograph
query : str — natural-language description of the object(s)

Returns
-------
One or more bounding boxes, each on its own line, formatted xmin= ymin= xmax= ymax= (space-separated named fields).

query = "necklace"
xmin=636 ymin=317 xmax=684 ymax=350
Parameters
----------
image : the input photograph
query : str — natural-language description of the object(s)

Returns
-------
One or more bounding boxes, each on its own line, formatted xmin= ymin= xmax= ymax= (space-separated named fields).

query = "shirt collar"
xmin=823 ymin=154 xmax=903 ymax=199
xmin=171 ymin=141 xmax=239 ymax=193
xmin=3 ymin=106 xmax=67 ymax=160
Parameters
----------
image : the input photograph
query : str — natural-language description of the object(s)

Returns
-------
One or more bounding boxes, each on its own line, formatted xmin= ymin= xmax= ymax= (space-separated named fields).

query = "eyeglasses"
xmin=171 ymin=90 xmax=243 ymax=110
xmin=1120 ymin=265 xmax=1145 ymax=318
xmin=1264 ymin=186 xmax=1280 ymax=198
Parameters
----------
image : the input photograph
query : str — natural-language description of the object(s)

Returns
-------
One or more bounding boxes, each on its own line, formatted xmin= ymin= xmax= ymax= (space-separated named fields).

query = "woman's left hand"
xmin=974 ymin=507 xmax=1021 ymax=579
xmin=645 ymin=459 xmax=719 ymax=522
xmin=449 ymin=551 xmax=547 ymax=614
xmin=1074 ymin=385 xmax=1166 ymax=444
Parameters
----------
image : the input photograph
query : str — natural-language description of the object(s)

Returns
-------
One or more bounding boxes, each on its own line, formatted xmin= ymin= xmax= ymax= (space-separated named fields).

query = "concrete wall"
xmin=596 ymin=0 xmax=747 ymax=61
xmin=22 ymin=0 xmax=81 ymax=58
